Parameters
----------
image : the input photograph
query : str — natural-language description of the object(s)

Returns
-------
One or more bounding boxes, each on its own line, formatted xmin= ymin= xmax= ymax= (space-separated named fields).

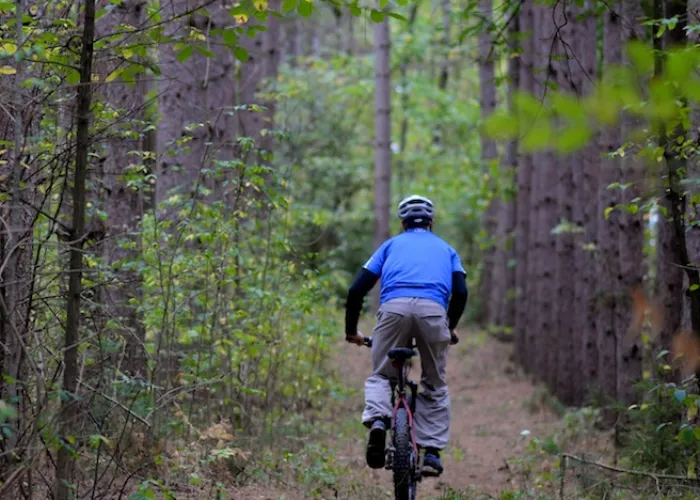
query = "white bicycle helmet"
xmin=397 ymin=194 xmax=434 ymax=222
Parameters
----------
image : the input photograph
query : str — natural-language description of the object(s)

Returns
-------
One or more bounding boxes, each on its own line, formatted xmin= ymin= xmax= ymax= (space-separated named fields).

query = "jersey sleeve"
xmin=363 ymin=240 xmax=389 ymax=276
xmin=451 ymin=247 xmax=466 ymax=275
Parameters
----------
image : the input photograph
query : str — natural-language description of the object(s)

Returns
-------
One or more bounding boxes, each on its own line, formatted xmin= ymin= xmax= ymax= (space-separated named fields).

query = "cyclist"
xmin=344 ymin=194 xmax=468 ymax=477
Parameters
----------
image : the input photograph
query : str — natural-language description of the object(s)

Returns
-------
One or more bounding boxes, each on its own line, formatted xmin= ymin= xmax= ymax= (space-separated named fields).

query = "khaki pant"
xmin=362 ymin=297 xmax=451 ymax=450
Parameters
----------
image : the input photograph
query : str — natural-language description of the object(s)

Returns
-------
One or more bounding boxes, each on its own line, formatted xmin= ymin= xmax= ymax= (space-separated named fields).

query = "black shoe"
xmin=421 ymin=449 xmax=443 ymax=477
xmin=366 ymin=420 xmax=387 ymax=469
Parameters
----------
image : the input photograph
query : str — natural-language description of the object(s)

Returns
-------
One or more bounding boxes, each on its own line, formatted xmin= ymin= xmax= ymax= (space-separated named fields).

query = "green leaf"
xmin=234 ymin=46 xmax=249 ymax=62
xmin=281 ymin=0 xmax=297 ymax=12
xmin=196 ymin=46 xmax=215 ymax=58
xmin=297 ymin=0 xmax=312 ymax=17
xmin=691 ymin=284 xmax=700 ymax=292
xmin=555 ymin=122 xmax=593 ymax=154
xmin=387 ymin=11 xmax=408 ymax=21
xmin=66 ymin=68 xmax=80 ymax=85
xmin=222 ymin=29 xmax=238 ymax=46
xmin=678 ymin=426 xmax=695 ymax=446
xmin=370 ymin=9 xmax=385 ymax=22
xmin=626 ymin=40 xmax=654 ymax=75
xmin=482 ymin=110 xmax=519 ymax=141
xmin=176 ymin=45 xmax=193 ymax=62
xmin=349 ymin=3 xmax=361 ymax=16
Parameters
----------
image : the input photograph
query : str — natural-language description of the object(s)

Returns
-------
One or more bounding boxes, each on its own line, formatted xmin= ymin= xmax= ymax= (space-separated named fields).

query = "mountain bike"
xmin=363 ymin=336 xmax=422 ymax=500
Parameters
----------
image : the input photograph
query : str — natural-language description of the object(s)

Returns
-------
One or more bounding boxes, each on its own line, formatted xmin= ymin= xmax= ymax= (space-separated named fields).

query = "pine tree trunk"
xmin=598 ymin=5 xmax=624 ymax=424
xmin=554 ymin=2 xmax=576 ymax=404
xmin=616 ymin=0 xmax=645 ymax=408
xmin=490 ymin=7 xmax=518 ymax=336
xmin=572 ymin=2 xmax=599 ymax=406
xmin=477 ymin=0 xmax=498 ymax=327
xmin=156 ymin=1 xmax=236 ymax=205
xmin=373 ymin=16 xmax=391 ymax=310
xmin=94 ymin=0 xmax=146 ymax=377
xmin=532 ymin=3 xmax=558 ymax=385
xmin=515 ymin=0 xmax=535 ymax=372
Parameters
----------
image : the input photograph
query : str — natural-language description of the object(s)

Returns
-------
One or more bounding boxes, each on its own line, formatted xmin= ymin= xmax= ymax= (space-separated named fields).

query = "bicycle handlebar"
xmin=362 ymin=334 xmax=458 ymax=348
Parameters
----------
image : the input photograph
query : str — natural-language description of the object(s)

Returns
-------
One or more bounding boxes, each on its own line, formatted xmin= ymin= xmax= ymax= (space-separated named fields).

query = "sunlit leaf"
xmin=297 ymin=0 xmax=312 ymax=17
xmin=281 ymin=0 xmax=297 ymax=12
xmin=626 ymin=40 xmax=654 ymax=75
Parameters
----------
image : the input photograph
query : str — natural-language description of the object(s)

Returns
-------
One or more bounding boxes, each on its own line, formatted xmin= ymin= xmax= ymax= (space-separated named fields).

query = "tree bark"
xmin=373 ymin=16 xmax=391 ymax=310
xmin=55 ymin=0 xmax=95 ymax=494
xmin=515 ymin=0 xmax=535 ymax=373
xmin=572 ymin=1 xmax=599 ymax=406
xmin=94 ymin=0 xmax=146 ymax=377
xmin=616 ymin=0 xmax=645 ymax=408
xmin=156 ymin=0 xmax=236 ymax=207
xmin=490 ymin=4 xmax=518 ymax=336
xmin=598 ymin=4 xmax=624 ymax=424
xmin=0 ymin=0 xmax=33 ymax=466
xmin=397 ymin=2 xmax=420 ymax=198
xmin=554 ymin=2 xmax=576 ymax=405
xmin=534 ymin=4 xmax=560 ymax=390
xmin=477 ymin=0 xmax=498 ymax=327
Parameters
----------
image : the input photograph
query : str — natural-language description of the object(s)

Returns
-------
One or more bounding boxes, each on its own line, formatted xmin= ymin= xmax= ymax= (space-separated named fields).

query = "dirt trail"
xmin=333 ymin=330 xmax=561 ymax=498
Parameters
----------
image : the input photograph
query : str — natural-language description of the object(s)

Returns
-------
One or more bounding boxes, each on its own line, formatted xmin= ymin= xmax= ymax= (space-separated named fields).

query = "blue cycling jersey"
xmin=363 ymin=228 xmax=466 ymax=309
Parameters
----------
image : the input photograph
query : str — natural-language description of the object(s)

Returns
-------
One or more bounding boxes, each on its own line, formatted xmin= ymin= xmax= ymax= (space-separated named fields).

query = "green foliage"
xmin=483 ymin=43 xmax=700 ymax=154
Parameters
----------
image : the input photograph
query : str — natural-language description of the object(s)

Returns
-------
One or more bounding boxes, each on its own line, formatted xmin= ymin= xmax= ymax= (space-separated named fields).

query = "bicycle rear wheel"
xmin=392 ymin=407 xmax=417 ymax=500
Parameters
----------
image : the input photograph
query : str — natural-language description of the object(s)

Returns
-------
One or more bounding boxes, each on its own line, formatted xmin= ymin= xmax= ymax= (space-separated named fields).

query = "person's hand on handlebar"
xmin=346 ymin=331 xmax=366 ymax=346
xmin=450 ymin=329 xmax=459 ymax=345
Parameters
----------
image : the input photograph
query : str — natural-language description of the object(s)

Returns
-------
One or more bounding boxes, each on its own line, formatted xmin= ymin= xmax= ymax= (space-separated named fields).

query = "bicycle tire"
xmin=392 ymin=407 xmax=417 ymax=500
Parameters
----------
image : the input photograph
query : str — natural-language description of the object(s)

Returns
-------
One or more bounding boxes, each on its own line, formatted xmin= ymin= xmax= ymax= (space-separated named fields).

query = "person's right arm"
xmin=344 ymin=269 xmax=379 ymax=339
xmin=344 ymin=241 xmax=387 ymax=344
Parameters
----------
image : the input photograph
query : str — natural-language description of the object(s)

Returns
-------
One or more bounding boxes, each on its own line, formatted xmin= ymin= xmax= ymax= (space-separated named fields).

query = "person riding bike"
xmin=344 ymin=194 xmax=468 ymax=477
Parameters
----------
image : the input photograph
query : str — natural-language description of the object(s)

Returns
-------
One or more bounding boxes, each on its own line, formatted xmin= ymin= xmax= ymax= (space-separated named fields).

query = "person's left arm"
xmin=446 ymin=248 xmax=468 ymax=343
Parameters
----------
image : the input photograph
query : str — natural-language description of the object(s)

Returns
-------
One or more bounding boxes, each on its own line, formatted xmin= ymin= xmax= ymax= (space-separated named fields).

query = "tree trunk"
xmin=529 ymin=3 xmax=558 ymax=385
xmin=572 ymin=2 xmax=599 ymax=406
xmin=55 ymin=0 xmax=95 ymax=494
xmin=616 ymin=0 xmax=645 ymax=408
xmin=490 ymin=5 xmax=518 ymax=336
xmin=515 ymin=0 xmax=535 ymax=373
xmin=598 ymin=5 xmax=624 ymax=424
xmin=477 ymin=0 xmax=498 ymax=327
xmin=397 ymin=2 xmax=420 ymax=198
xmin=156 ymin=0 xmax=236 ymax=206
xmin=554 ymin=2 xmax=576 ymax=405
xmin=94 ymin=0 xmax=146 ymax=377
xmin=0 ymin=0 xmax=33 ymax=466
xmin=373 ymin=16 xmax=391 ymax=310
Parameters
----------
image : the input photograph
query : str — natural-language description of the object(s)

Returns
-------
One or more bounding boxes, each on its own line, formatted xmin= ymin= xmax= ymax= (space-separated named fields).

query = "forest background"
xmin=4 ymin=0 xmax=700 ymax=498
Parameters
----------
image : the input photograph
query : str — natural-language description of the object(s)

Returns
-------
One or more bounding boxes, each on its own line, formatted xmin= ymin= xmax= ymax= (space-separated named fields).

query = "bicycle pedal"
xmin=384 ymin=448 xmax=394 ymax=470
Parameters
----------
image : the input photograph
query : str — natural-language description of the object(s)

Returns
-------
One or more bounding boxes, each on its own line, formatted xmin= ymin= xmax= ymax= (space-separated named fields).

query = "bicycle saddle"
xmin=388 ymin=347 xmax=415 ymax=362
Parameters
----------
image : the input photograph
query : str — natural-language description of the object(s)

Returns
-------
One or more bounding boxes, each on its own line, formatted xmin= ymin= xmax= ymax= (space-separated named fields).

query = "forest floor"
xmin=227 ymin=328 xmax=615 ymax=499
